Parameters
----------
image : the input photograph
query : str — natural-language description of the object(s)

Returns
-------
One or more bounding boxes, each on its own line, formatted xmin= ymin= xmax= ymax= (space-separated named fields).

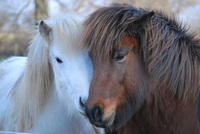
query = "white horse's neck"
xmin=0 ymin=57 xmax=27 ymax=131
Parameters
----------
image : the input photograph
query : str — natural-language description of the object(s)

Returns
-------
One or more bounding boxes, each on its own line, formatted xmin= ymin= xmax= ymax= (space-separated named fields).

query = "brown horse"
xmin=81 ymin=3 xmax=200 ymax=134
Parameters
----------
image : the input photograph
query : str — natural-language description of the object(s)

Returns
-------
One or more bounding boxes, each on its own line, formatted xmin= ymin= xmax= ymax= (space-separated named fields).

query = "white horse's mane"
xmin=9 ymin=14 xmax=84 ymax=131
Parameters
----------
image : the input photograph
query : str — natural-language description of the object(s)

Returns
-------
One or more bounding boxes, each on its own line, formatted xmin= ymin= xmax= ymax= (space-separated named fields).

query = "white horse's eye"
xmin=55 ymin=57 xmax=63 ymax=63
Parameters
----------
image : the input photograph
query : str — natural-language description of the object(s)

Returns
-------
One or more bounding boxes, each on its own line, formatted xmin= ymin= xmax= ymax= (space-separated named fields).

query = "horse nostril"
xmin=93 ymin=106 xmax=103 ymax=122
xmin=85 ymin=105 xmax=104 ymax=124
xmin=85 ymin=105 xmax=104 ymax=125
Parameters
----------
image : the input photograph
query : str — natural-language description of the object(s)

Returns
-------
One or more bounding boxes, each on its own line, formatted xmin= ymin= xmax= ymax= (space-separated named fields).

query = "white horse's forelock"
xmin=6 ymin=14 xmax=85 ymax=132
xmin=47 ymin=13 xmax=84 ymax=56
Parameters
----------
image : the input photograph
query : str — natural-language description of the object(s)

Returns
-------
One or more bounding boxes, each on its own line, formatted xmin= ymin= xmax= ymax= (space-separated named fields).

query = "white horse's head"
xmin=38 ymin=14 xmax=93 ymax=113
xmin=1 ymin=14 xmax=103 ymax=133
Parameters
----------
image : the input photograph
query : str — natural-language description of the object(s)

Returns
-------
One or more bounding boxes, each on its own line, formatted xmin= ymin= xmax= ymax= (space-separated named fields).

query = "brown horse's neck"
xmin=108 ymin=86 xmax=199 ymax=134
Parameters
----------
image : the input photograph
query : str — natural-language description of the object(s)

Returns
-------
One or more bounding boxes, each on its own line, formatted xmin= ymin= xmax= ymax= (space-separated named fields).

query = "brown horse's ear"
xmin=39 ymin=21 xmax=52 ymax=44
xmin=135 ymin=11 xmax=154 ymax=25
xmin=127 ymin=11 xmax=154 ymax=36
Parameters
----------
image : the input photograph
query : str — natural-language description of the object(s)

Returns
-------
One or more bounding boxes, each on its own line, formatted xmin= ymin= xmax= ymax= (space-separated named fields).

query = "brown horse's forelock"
xmin=82 ymin=3 xmax=200 ymax=101
xmin=82 ymin=3 xmax=146 ymax=61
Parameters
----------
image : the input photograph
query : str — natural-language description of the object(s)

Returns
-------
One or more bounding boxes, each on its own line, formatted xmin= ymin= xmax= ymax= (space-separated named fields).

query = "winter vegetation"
xmin=0 ymin=0 xmax=199 ymax=57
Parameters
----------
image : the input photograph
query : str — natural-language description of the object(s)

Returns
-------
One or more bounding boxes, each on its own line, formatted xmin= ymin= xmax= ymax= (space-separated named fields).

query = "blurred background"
xmin=0 ymin=0 xmax=199 ymax=59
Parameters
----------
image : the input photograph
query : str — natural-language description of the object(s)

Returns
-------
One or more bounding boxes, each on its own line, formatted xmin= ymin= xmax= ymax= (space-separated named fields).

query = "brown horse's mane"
xmin=82 ymin=3 xmax=200 ymax=100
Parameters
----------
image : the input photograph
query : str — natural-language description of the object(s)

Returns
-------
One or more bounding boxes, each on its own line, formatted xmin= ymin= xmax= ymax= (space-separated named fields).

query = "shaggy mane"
xmin=82 ymin=3 xmax=200 ymax=100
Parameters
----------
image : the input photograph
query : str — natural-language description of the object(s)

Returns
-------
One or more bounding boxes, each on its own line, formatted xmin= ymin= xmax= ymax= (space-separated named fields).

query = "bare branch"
xmin=75 ymin=0 xmax=87 ymax=12
xmin=13 ymin=0 xmax=31 ymax=26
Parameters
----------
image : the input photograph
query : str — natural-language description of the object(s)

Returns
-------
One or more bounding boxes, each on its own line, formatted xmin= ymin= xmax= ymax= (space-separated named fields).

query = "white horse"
xmin=0 ymin=13 xmax=104 ymax=134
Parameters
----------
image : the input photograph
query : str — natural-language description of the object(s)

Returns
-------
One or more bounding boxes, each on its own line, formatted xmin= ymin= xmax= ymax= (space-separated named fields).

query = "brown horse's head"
xmin=81 ymin=4 xmax=154 ymax=131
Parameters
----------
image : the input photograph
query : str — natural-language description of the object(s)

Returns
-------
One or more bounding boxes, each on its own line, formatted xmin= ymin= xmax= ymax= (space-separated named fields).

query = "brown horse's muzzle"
xmin=84 ymin=97 xmax=117 ymax=128
xmin=85 ymin=105 xmax=107 ymax=127
xmin=80 ymin=97 xmax=111 ymax=127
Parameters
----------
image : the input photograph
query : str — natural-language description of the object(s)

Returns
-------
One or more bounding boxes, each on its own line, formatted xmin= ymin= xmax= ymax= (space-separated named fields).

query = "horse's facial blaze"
xmin=86 ymin=35 xmax=148 ymax=130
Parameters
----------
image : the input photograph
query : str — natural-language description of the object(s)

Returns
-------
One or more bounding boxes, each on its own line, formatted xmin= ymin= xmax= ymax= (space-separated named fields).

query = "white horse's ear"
xmin=39 ymin=21 xmax=52 ymax=44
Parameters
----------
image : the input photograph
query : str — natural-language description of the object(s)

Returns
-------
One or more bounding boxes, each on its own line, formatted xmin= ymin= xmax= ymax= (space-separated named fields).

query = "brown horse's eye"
xmin=114 ymin=54 xmax=126 ymax=62
xmin=113 ymin=48 xmax=129 ymax=63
